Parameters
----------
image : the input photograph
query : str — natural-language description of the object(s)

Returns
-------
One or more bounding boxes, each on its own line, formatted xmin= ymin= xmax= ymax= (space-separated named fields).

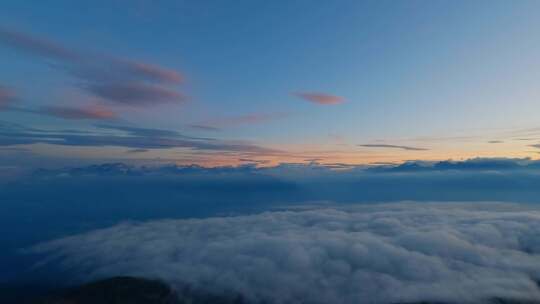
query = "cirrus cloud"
xmin=39 ymin=105 xmax=116 ymax=120
xmin=189 ymin=113 xmax=289 ymax=131
xmin=0 ymin=27 xmax=78 ymax=61
xmin=359 ymin=144 xmax=429 ymax=151
xmin=0 ymin=27 xmax=184 ymax=107
xmin=294 ymin=92 xmax=344 ymax=105
xmin=0 ymin=86 xmax=15 ymax=109
xmin=0 ymin=121 xmax=279 ymax=154
xmin=86 ymin=82 xmax=185 ymax=106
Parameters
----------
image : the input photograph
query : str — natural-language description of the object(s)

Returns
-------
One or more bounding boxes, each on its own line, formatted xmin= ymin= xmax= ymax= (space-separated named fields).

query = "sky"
xmin=3 ymin=3 xmax=540 ymax=301
xmin=2 ymin=0 xmax=540 ymax=172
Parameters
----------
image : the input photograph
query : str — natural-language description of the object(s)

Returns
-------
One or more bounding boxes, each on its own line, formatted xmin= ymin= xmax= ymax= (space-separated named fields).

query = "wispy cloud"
xmin=8 ymin=102 xmax=117 ymax=121
xmin=0 ymin=122 xmax=278 ymax=154
xmin=94 ymin=123 xmax=198 ymax=139
xmin=0 ymin=27 xmax=184 ymax=107
xmin=358 ymin=144 xmax=429 ymax=151
xmin=0 ymin=85 xmax=16 ymax=109
xmin=113 ymin=60 xmax=183 ymax=84
xmin=0 ymin=27 xmax=77 ymax=61
xmin=86 ymin=82 xmax=184 ymax=106
xmin=126 ymin=148 xmax=149 ymax=153
xmin=39 ymin=105 xmax=116 ymax=120
xmin=238 ymin=158 xmax=271 ymax=165
xmin=188 ymin=124 xmax=221 ymax=132
xmin=293 ymin=92 xmax=344 ymax=105
xmin=190 ymin=113 xmax=288 ymax=130
xmin=488 ymin=140 xmax=503 ymax=144
xmin=0 ymin=27 xmax=183 ymax=84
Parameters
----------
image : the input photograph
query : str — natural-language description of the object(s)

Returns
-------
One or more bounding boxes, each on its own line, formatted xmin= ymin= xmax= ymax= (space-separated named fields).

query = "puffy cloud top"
xmin=30 ymin=203 xmax=540 ymax=304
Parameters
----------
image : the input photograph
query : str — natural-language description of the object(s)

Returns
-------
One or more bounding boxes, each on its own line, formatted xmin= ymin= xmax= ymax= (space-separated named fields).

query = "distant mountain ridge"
xmin=30 ymin=158 xmax=540 ymax=179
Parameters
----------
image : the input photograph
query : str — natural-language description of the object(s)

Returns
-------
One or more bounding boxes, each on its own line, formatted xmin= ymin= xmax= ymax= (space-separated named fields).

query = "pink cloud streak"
xmin=40 ymin=105 xmax=116 ymax=120
xmin=0 ymin=86 xmax=15 ymax=109
xmin=294 ymin=92 xmax=344 ymax=105
xmin=0 ymin=27 xmax=185 ymax=107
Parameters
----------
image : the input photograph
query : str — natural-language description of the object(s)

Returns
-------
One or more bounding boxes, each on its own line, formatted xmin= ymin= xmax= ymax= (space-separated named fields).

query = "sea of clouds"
xmin=30 ymin=202 xmax=540 ymax=304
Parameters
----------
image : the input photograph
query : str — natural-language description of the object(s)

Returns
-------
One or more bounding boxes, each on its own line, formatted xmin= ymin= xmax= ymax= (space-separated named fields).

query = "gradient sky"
xmin=2 ymin=0 xmax=540 ymax=171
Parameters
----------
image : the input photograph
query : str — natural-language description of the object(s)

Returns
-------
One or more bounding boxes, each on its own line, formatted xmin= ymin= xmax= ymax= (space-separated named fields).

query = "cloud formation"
xmin=126 ymin=148 xmax=148 ymax=154
xmin=188 ymin=124 xmax=221 ymax=132
xmin=0 ymin=121 xmax=277 ymax=154
xmin=0 ymin=27 xmax=184 ymax=106
xmin=114 ymin=60 xmax=184 ymax=84
xmin=294 ymin=92 xmax=344 ymax=105
xmin=39 ymin=105 xmax=116 ymax=120
xmin=95 ymin=124 xmax=191 ymax=138
xmin=0 ymin=27 xmax=77 ymax=61
xmin=359 ymin=144 xmax=429 ymax=151
xmin=30 ymin=203 xmax=540 ymax=304
xmin=86 ymin=82 xmax=184 ymax=106
xmin=190 ymin=113 xmax=288 ymax=130
xmin=0 ymin=86 xmax=15 ymax=109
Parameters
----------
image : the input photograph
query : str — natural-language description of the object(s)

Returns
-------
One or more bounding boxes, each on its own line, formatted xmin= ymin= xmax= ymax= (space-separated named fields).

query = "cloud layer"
xmin=30 ymin=203 xmax=540 ymax=304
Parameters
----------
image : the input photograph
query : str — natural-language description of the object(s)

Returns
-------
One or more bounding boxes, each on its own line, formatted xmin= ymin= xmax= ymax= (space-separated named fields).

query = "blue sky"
xmin=2 ymin=1 xmax=540 ymax=171
xmin=4 ymin=4 xmax=540 ymax=301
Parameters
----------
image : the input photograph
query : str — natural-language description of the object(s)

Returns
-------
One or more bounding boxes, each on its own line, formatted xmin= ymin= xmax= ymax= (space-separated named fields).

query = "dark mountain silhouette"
xmin=20 ymin=276 xmax=246 ymax=304
xmin=3 ymin=276 xmax=539 ymax=304
xmin=26 ymin=277 xmax=178 ymax=304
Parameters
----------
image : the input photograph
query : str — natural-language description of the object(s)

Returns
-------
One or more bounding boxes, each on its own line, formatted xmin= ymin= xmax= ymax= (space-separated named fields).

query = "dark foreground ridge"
xmin=11 ymin=276 xmax=540 ymax=304
xmin=26 ymin=277 xmax=178 ymax=304
xmin=23 ymin=276 xmax=245 ymax=304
